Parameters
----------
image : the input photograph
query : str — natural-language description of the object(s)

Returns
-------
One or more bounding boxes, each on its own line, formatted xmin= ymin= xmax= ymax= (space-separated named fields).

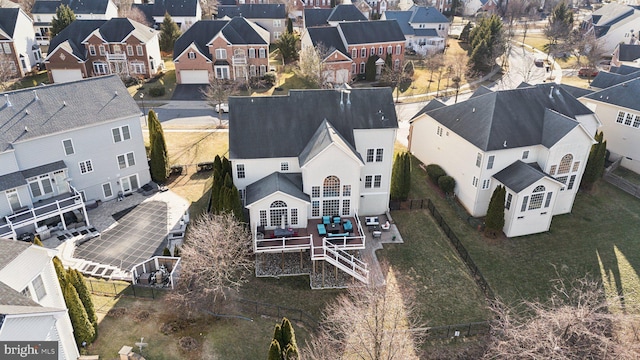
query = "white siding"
xmin=503 ymin=178 xmax=560 ymax=237
xmin=233 ymin=157 xmax=301 ymax=191
xmin=353 ymin=128 xmax=395 ymax=215
xmin=247 ymin=192 xmax=309 ymax=234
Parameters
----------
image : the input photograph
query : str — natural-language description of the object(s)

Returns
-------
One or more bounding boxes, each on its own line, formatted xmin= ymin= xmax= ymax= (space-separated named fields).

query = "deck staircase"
xmin=312 ymin=238 xmax=369 ymax=284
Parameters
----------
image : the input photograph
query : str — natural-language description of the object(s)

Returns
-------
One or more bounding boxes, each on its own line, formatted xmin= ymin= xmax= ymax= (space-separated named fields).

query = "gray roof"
xmin=617 ymin=44 xmax=640 ymax=62
xmin=0 ymin=171 xmax=26 ymax=192
xmin=32 ymin=0 xmax=111 ymax=15
xmin=245 ymin=172 xmax=309 ymax=205
xmin=407 ymin=5 xmax=448 ymax=23
xmin=0 ymin=8 xmax=19 ymax=38
xmin=384 ymin=5 xmax=447 ymax=36
xmin=338 ymin=20 xmax=405 ymax=45
xmin=327 ymin=4 xmax=367 ymax=22
xmin=0 ymin=75 xmax=141 ymax=152
xmin=304 ymin=8 xmax=332 ymax=28
xmin=133 ymin=0 xmax=199 ymax=17
xmin=0 ymin=238 xmax=30 ymax=271
xmin=517 ymin=82 xmax=593 ymax=98
xmin=173 ymin=18 xmax=267 ymax=61
xmin=590 ymin=69 xmax=640 ymax=89
xmin=590 ymin=3 xmax=634 ymax=26
xmin=0 ymin=282 xmax=41 ymax=308
xmin=0 ymin=160 xmax=67 ymax=192
xmin=414 ymin=28 xmax=438 ymax=37
xmin=493 ymin=160 xmax=548 ymax=193
xmin=419 ymin=84 xmax=592 ymax=151
xmin=228 ymin=88 xmax=398 ymax=159
xmin=610 ymin=64 xmax=640 ymax=75
xmin=584 ymin=77 xmax=640 ymax=112
xmin=306 ymin=27 xmax=348 ymax=57
xmin=47 ymin=20 xmax=106 ymax=61
xmin=217 ymin=4 xmax=286 ymax=19
xmin=298 ymin=119 xmax=362 ymax=166
xmin=410 ymin=99 xmax=445 ymax=120
xmin=383 ymin=11 xmax=413 ymax=35
xmin=470 ymin=85 xmax=494 ymax=98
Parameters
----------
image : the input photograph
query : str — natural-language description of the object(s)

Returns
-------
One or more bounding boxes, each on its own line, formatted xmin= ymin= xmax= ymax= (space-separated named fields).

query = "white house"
xmin=229 ymin=88 xmax=397 ymax=283
xmin=611 ymin=43 xmax=640 ymax=68
xmin=382 ymin=5 xmax=449 ymax=55
xmin=0 ymin=75 xmax=150 ymax=241
xmin=0 ymin=8 xmax=42 ymax=78
xmin=580 ymin=77 xmax=640 ymax=174
xmin=582 ymin=3 xmax=640 ymax=56
xmin=409 ymin=84 xmax=598 ymax=237
xmin=0 ymin=239 xmax=79 ymax=360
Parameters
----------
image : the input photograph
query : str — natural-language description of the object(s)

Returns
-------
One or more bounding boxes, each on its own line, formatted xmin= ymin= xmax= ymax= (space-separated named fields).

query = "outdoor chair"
xmin=317 ymin=223 xmax=327 ymax=236
xmin=333 ymin=216 xmax=341 ymax=224
xmin=343 ymin=220 xmax=353 ymax=232
xmin=381 ymin=221 xmax=391 ymax=231
xmin=322 ymin=216 xmax=331 ymax=225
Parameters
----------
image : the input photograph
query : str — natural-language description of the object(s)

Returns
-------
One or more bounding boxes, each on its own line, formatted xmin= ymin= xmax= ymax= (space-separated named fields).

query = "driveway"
xmin=74 ymin=201 xmax=168 ymax=271
xmin=171 ymin=84 xmax=208 ymax=100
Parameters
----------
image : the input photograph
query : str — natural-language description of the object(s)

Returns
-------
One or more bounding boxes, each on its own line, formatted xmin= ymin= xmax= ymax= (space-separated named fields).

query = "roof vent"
xmin=549 ymin=86 xmax=554 ymax=98
xmin=340 ymin=89 xmax=351 ymax=106
xmin=4 ymin=94 xmax=11 ymax=107
xmin=24 ymin=126 xmax=29 ymax=132
xmin=63 ymin=101 xmax=67 ymax=106
xmin=472 ymin=107 xmax=475 ymax=112
xmin=115 ymin=90 xmax=118 ymax=96
xmin=25 ymin=109 xmax=30 ymax=115
xmin=503 ymin=140 xmax=507 ymax=148
xmin=33 ymin=90 xmax=38 ymax=101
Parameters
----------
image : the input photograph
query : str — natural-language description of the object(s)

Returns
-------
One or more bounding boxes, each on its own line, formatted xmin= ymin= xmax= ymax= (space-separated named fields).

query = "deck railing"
xmin=312 ymin=238 xmax=368 ymax=283
xmin=254 ymin=234 xmax=313 ymax=253
xmin=5 ymin=192 xmax=84 ymax=229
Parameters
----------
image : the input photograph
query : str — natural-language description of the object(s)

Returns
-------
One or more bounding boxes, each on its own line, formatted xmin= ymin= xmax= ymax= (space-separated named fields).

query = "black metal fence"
xmin=422 ymin=321 xmax=490 ymax=339
xmin=236 ymin=298 xmax=318 ymax=329
xmin=389 ymin=199 xmax=429 ymax=210
xmin=86 ymin=279 xmax=168 ymax=299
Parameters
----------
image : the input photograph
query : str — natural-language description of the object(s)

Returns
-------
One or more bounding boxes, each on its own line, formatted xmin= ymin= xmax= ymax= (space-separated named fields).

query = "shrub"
xmin=263 ymin=72 xmax=276 ymax=86
xmin=438 ymin=175 xmax=456 ymax=194
xmin=149 ymin=86 xmax=166 ymax=97
xmin=426 ymin=164 xmax=446 ymax=184
xmin=163 ymin=247 xmax=171 ymax=256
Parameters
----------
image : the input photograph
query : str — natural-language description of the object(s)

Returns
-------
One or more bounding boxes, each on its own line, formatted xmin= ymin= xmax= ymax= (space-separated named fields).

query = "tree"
xmin=544 ymin=2 xmax=574 ymax=60
xmin=365 ymin=55 xmax=378 ymax=81
xmin=268 ymin=340 xmax=282 ymax=360
xmin=165 ymin=213 xmax=253 ymax=315
xmin=485 ymin=275 xmax=640 ymax=359
xmin=159 ymin=12 xmax=180 ymax=52
xmin=390 ymin=152 xmax=411 ymax=201
xmin=148 ymin=110 xmax=169 ymax=183
xmin=484 ymin=185 xmax=505 ymax=238
xmin=296 ymin=44 xmax=330 ymax=88
xmin=277 ymin=31 xmax=299 ymax=64
xmin=201 ymin=77 xmax=238 ymax=125
xmin=52 ymin=256 xmax=67 ymax=287
xmin=424 ymin=52 xmax=444 ymax=92
xmin=69 ymin=269 xmax=98 ymax=338
xmin=18 ymin=0 xmax=36 ymax=15
xmin=286 ymin=17 xmax=293 ymax=34
xmin=459 ymin=22 xmax=473 ymax=42
xmin=380 ymin=57 xmax=412 ymax=103
xmin=0 ymin=54 xmax=17 ymax=90
xmin=33 ymin=235 xmax=43 ymax=246
xmin=50 ymin=4 xmax=76 ymax=38
xmin=467 ymin=15 xmax=506 ymax=73
xmin=63 ymin=281 xmax=95 ymax=346
xmin=200 ymin=0 xmax=217 ymax=19
xmin=268 ymin=318 xmax=299 ymax=359
xmin=581 ymin=131 xmax=607 ymax=191
xmin=302 ymin=267 xmax=426 ymax=359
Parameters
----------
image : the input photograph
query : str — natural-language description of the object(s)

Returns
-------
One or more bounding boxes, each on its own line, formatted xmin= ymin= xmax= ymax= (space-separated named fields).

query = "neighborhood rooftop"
xmin=132 ymin=0 xmax=199 ymax=17
xmin=584 ymin=77 xmax=640 ymax=112
xmin=306 ymin=27 xmax=348 ymax=56
xmin=228 ymin=88 xmax=397 ymax=159
xmin=338 ymin=20 xmax=406 ymax=44
xmin=0 ymin=75 xmax=141 ymax=152
xmin=493 ymin=160 xmax=558 ymax=193
xmin=245 ymin=172 xmax=309 ymax=205
xmin=217 ymin=4 xmax=286 ymax=19
xmin=0 ymin=8 xmax=19 ymax=38
xmin=32 ymin=0 xmax=111 ymax=15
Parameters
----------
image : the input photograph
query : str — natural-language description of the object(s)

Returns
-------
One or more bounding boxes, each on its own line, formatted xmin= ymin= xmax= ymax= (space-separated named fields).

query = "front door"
xmin=120 ymin=174 xmax=139 ymax=194
xmin=6 ymin=189 xmax=21 ymax=212
xmin=53 ymin=170 xmax=67 ymax=195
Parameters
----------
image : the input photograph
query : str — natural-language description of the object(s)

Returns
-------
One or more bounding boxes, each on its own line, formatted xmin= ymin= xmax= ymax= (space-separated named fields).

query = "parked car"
xmin=215 ymin=103 xmax=229 ymax=113
xmin=578 ymin=67 xmax=598 ymax=77
xmin=534 ymin=58 xmax=544 ymax=67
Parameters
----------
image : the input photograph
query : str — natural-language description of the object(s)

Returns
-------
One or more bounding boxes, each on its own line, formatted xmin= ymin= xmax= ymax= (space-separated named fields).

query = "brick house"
xmin=0 ymin=8 xmax=42 ymax=78
xmin=173 ymin=17 xmax=270 ymax=84
xmin=217 ymin=4 xmax=287 ymax=43
xmin=44 ymin=18 xmax=162 ymax=83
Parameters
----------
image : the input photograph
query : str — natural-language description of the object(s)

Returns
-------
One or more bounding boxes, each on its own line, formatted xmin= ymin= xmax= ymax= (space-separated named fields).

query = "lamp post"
xmin=140 ymin=93 xmax=145 ymax=125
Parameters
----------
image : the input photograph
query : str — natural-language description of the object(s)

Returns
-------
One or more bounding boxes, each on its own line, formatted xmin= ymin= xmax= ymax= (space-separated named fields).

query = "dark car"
xmin=578 ymin=67 xmax=598 ymax=77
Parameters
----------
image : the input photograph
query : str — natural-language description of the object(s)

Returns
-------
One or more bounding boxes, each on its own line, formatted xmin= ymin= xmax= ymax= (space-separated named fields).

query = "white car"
xmin=215 ymin=103 xmax=229 ymax=113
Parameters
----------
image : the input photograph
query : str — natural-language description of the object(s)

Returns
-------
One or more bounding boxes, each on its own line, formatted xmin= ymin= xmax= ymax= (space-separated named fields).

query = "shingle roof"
xmin=173 ymin=18 xmax=267 ymax=61
xmin=97 ymin=18 xmax=157 ymax=43
xmin=0 ymin=282 xmax=42 ymax=308
xmin=245 ymin=172 xmax=309 ymax=205
xmin=338 ymin=20 xmax=405 ymax=45
xmin=327 ymin=4 xmax=367 ymax=22
xmin=419 ymin=84 xmax=592 ymax=151
xmin=306 ymin=26 xmax=348 ymax=57
xmin=217 ymin=4 xmax=286 ymax=19
xmin=493 ymin=160 xmax=549 ymax=193
xmin=0 ymin=161 xmax=67 ymax=192
xmin=228 ymin=88 xmax=398 ymax=159
xmin=47 ymin=20 xmax=106 ymax=60
xmin=0 ymin=76 xmax=141 ymax=152
xmin=304 ymin=8 xmax=333 ymax=28
xmin=298 ymin=119 xmax=362 ymax=166
xmin=590 ymin=69 xmax=640 ymax=89
xmin=407 ymin=5 xmax=448 ymax=23
xmin=617 ymin=43 xmax=640 ymax=62
xmin=382 ymin=11 xmax=413 ymax=35
xmin=610 ymin=64 xmax=640 ymax=75
xmin=136 ymin=0 xmax=199 ymax=17
xmin=590 ymin=3 xmax=634 ymax=26
xmin=32 ymin=0 xmax=111 ymax=15
xmin=584 ymin=77 xmax=640 ymax=112
xmin=0 ymin=238 xmax=30 ymax=272
xmin=414 ymin=28 xmax=438 ymax=36
xmin=0 ymin=8 xmax=19 ymax=38
xmin=410 ymin=99 xmax=445 ymax=120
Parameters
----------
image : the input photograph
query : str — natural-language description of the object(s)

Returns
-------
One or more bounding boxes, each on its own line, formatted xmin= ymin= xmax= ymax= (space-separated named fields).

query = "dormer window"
xmin=188 ymin=51 xmax=196 ymax=59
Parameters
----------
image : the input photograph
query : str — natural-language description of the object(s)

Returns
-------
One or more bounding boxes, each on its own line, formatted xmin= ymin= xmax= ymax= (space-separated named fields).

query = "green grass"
xmin=613 ymin=166 xmax=640 ymax=186
xmin=7 ymin=71 xmax=49 ymax=90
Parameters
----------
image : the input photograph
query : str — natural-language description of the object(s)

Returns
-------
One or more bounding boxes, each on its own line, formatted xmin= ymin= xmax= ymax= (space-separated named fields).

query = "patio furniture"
xmin=322 ymin=216 xmax=331 ymax=225
xmin=372 ymin=231 xmax=382 ymax=238
xmin=328 ymin=232 xmax=349 ymax=237
xmin=365 ymin=216 xmax=379 ymax=226
xmin=274 ymin=228 xmax=295 ymax=237
xmin=343 ymin=220 xmax=353 ymax=232
xmin=197 ymin=162 xmax=214 ymax=172
xmin=326 ymin=222 xmax=341 ymax=234
xmin=333 ymin=216 xmax=341 ymax=224
xmin=381 ymin=221 xmax=390 ymax=231
xmin=317 ymin=223 xmax=327 ymax=236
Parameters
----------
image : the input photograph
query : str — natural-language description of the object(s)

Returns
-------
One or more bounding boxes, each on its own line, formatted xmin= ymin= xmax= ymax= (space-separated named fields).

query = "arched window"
xmin=323 ymin=176 xmax=340 ymax=197
xmin=528 ymin=185 xmax=546 ymax=210
xmin=269 ymin=200 xmax=287 ymax=227
xmin=557 ymin=154 xmax=573 ymax=174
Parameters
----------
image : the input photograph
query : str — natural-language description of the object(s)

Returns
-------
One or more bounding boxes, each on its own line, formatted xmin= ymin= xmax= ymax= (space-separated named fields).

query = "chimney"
xmin=5 ymin=94 xmax=11 ymax=107
xmin=33 ymin=90 xmax=38 ymax=101
xmin=340 ymin=89 xmax=351 ymax=106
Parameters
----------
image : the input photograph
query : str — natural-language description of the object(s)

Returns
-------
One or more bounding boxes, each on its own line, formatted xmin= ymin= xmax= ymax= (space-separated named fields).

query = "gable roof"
xmin=0 ymin=161 xmax=67 ymax=192
xmin=47 ymin=20 xmax=105 ymax=61
xmin=493 ymin=160 xmax=555 ymax=193
xmin=0 ymin=75 xmax=141 ymax=152
xmin=610 ymin=64 xmax=640 ymax=75
xmin=0 ymin=8 xmax=20 ymax=38
xmin=32 ymin=0 xmax=111 ymax=15
xmin=338 ymin=20 xmax=405 ymax=45
xmin=298 ymin=119 xmax=363 ymax=166
xmin=418 ymin=84 xmax=593 ymax=151
xmin=382 ymin=10 xmax=413 ymax=35
xmin=93 ymin=17 xmax=157 ymax=43
xmin=327 ymin=4 xmax=367 ymax=22
xmin=0 ymin=238 xmax=30 ymax=272
xmin=590 ymin=3 xmax=634 ymax=27
xmin=304 ymin=8 xmax=333 ymax=28
xmin=245 ymin=172 xmax=309 ymax=205
xmin=617 ymin=43 xmax=640 ymax=62
xmin=228 ymin=88 xmax=398 ymax=159
xmin=132 ymin=0 xmax=199 ymax=17
xmin=306 ymin=26 xmax=348 ymax=57
xmin=410 ymin=99 xmax=445 ymax=120
xmin=589 ymin=68 xmax=640 ymax=89
xmin=173 ymin=18 xmax=267 ymax=61
xmin=407 ymin=5 xmax=448 ymax=23
xmin=584 ymin=77 xmax=640 ymax=112
xmin=217 ymin=4 xmax=286 ymax=19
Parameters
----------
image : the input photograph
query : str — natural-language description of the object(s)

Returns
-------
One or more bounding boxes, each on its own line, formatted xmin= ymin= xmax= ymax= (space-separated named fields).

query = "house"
xmin=44 ymin=18 xmax=162 ymax=84
xmin=132 ymin=0 xmax=202 ymax=32
xmin=612 ymin=43 xmax=640 ymax=68
xmin=229 ymin=87 xmax=398 ymax=283
xmin=0 ymin=239 xmax=79 ymax=360
xmin=462 ymin=0 xmax=499 ymax=16
xmin=32 ymin=0 xmax=118 ymax=46
xmin=582 ymin=3 xmax=640 ymax=56
xmin=354 ymin=0 xmax=372 ymax=20
xmin=303 ymin=4 xmax=367 ymax=28
xmin=217 ymin=4 xmax=287 ymax=42
xmin=409 ymin=84 xmax=598 ymax=237
xmin=300 ymin=20 xmax=406 ymax=84
xmin=382 ymin=5 xmax=449 ymax=55
xmin=580 ymin=77 xmax=640 ymax=174
xmin=173 ymin=17 xmax=270 ymax=84
xmin=0 ymin=8 xmax=42 ymax=78
xmin=589 ymin=65 xmax=640 ymax=90
xmin=0 ymin=75 xmax=150 ymax=241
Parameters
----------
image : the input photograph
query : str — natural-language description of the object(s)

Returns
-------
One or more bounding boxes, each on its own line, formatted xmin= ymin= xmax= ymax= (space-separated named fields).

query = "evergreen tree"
xmin=173 ymin=245 xmax=180 ymax=257
xmin=52 ymin=256 xmax=67 ymax=287
xmin=229 ymin=184 xmax=244 ymax=221
xmin=63 ymin=281 xmax=95 ymax=347
xmin=365 ymin=55 xmax=377 ymax=81
xmin=467 ymin=15 xmax=505 ymax=72
xmin=33 ymin=235 xmax=43 ymax=246
xmin=159 ymin=12 xmax=181 ymax=52
xmin=459 ymin=22 xmax=473 ymax=42
xmin=268 ymin=318 xmax=299 ymax=359
xmin=150 ymin=134 xmax=169 ymax=183
xmin=69 ymin=269 xmax=98 ymax=335
xmin=210 ymin=168 xmax=222 ymax=213
xmin=50 ymin=4 xmax=76 ymax=38
xmin=544 ymin=2 xmax=574 ymax=58
xmin=213 ymin=155 xmax=222 ymax=175
xmin=163 ymin=247 xmax=171 ymax=256
xmin=581 ymin=131 xmax=607 ymax=191
xmin=267 ymin=339 xmax=282 ymax=360
xmin=384 ymin=53 xmax=392 ymax=69
xmin=390 ymin=153 xmax=404 ymax=201
xmin=222 ymin=156 xmax=232 ymax=179
xmin=484 ymin=185 xmax=506 ymax=238
xmin=286 ymin=17 xmax=293 ymax=34
xmin=402 ymin=153 xmax=411 ymax=199
xmin=276 ymin=32 xmax=299 ymax=64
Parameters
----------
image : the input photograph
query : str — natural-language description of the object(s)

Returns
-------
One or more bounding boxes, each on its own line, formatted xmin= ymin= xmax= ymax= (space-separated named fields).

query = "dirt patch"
xmin=160 ymin=319 xmax=190 ymax=335
xmin=134 ymin=310 xmax=150 ymax=322
xmin=178 ymin=336 xmax=199 ymax=351
xmin=107 ymin=307 xmax=127 ymax=318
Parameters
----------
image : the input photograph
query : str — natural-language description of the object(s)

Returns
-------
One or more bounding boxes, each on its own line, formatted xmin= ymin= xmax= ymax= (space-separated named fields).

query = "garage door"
xmin=180 ymin=70 xmax=209 ymax=84
xmin=51 ymin=69 xmax=83 ymax=83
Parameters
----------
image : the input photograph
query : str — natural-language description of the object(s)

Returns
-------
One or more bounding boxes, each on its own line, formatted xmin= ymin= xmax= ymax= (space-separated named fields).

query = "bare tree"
xmin=201 ymin=76 xmax=239 ymax=125
xmin=165 ymin=213 xmax=253 ymax=316
xmin=200 ymin=0 xmax=218 ymax=20
xmin=302 ymin=267 xmax=426 ymax=360
xmin=485 ymin=275 xmax=640 ymax=359
xmin=0 ymin=54 xmax=17 ymax=90
xmin=424 ymin=52 xmax=444 ymax=93
xmin=295 ymin=44 xmax=331 ymax=88
xmin=17 ymin=0 xmax=35 ymax=15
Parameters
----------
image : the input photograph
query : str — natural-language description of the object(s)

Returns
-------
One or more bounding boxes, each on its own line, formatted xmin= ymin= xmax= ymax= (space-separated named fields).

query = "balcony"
xmin=232 ymin=55 xmax=247 ymax=65
xmin=106 ymin=53 xmax=127 ymax=61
